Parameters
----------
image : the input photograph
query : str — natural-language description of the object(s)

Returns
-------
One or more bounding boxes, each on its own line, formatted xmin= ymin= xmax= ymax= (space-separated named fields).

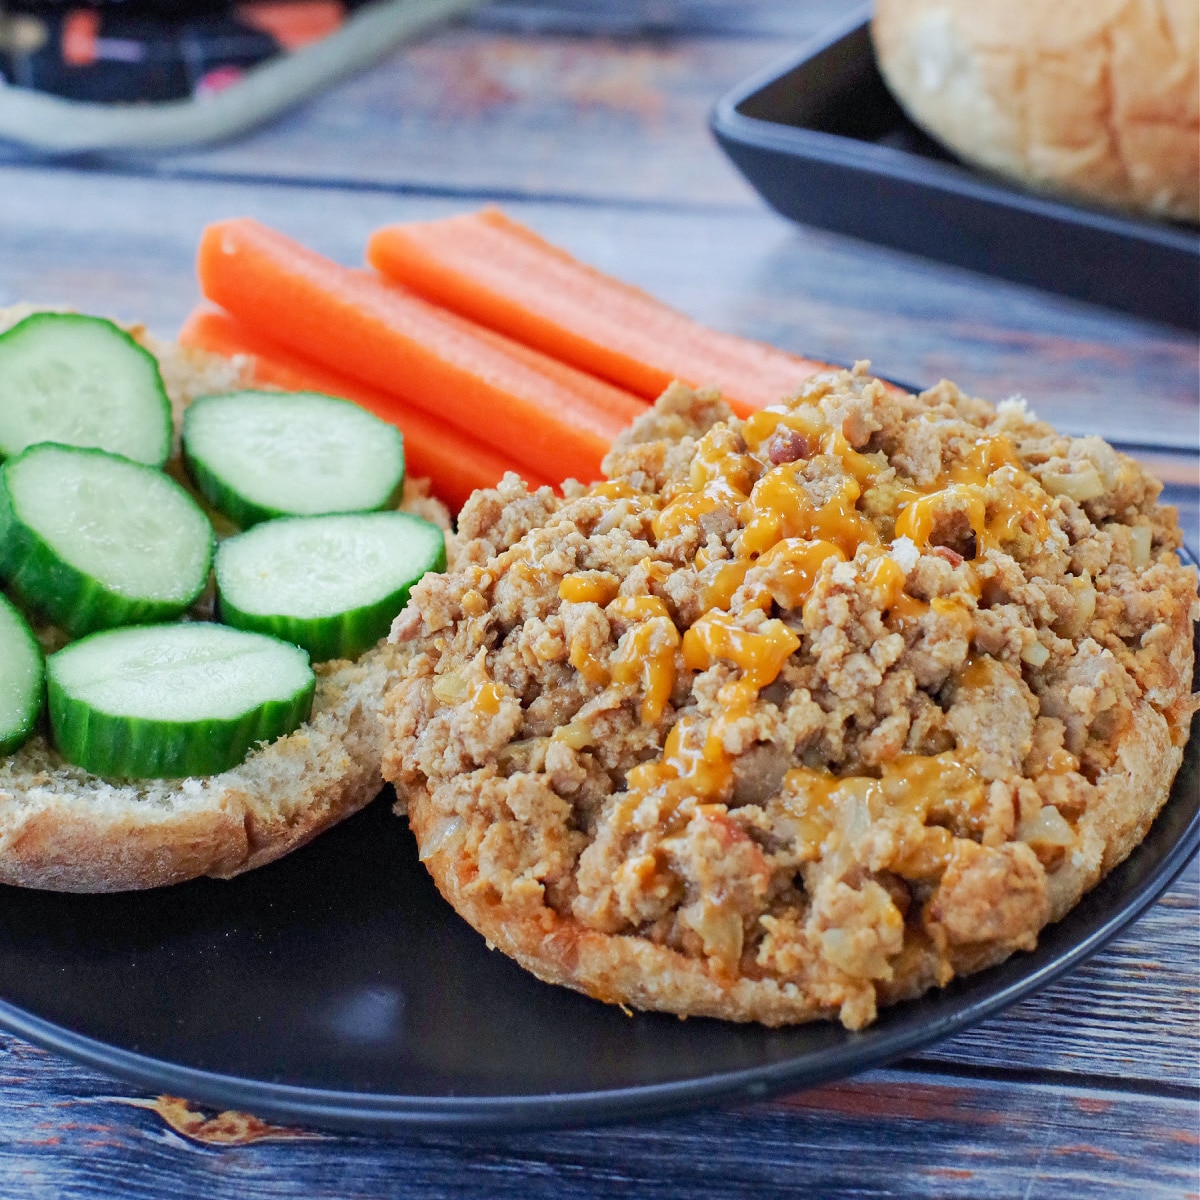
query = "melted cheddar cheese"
xmin=548 ymin=399 xmax=1061 ymax=817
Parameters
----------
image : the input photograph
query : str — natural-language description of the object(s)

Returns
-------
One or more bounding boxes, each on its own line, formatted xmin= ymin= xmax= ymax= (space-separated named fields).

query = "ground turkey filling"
xmin=385 ymin=367 xmax=1198 ymax=1029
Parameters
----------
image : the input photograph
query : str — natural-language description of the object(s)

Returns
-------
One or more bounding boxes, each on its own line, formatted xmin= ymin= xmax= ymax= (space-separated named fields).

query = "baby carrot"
xmin=367 ymin=207 xmax=834 ymax=418
xmin=178 ymin=305 xmax=542 ymax=513
xmin=196 ymin=218 xmax=644 ymax=484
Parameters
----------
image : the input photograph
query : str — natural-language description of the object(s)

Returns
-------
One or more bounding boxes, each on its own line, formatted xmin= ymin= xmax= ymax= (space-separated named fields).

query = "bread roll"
xmin=0 ymin=304 xmax=434 ymax=892
xmin=872 ymin=0 xmax=1199 ymax=223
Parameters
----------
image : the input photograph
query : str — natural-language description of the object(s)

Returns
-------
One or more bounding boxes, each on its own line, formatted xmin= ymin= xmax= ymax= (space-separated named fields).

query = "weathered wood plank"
xmin=37 ymin=28 xmax=783 ymax=210
xmin=0 ymin=1043 xmax=1194 ymax=1199
xmin=1 ymin=165 xmax=1194 ymax=454
xmin=0 ymin=9 xmax=855 ymax=206
xmin=917 ymin=871 xmax=1200 ymax=1088
xmin=474 ymin=0 xmax=856 ymax=38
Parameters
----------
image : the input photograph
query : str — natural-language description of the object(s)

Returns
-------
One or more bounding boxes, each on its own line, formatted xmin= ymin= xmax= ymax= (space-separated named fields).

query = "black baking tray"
xmin=711 ymin=6 xmax=1200 ymax=331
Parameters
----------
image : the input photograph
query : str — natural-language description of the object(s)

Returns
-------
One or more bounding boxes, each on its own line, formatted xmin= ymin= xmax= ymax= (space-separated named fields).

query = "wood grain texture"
xmin=474 ymin=0 xmax=856 ymax=37
xmin=0 ymin=2 xmax=1197 ymax=1183
xmin=0 ymin=1039 xmax=1194 ymax=1199
xmin=0 ymin=164 xmax=1195 ymax=456
xmin=126 ymin=29 xmax=778 ymax=208
xmin=59 ymin=3 xmax=864 ymax=205
xmin=919 ymin=872 xmax=1200 ymax=1088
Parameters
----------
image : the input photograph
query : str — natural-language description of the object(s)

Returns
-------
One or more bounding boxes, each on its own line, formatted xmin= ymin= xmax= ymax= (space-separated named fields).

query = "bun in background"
xmin=871 ymin=0 xmax=1199 ymax=223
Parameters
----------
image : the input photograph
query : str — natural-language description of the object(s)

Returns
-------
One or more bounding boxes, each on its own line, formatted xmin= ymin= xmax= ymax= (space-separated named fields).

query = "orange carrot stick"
xmin=178 ymin=306 xmax=542 ymax=513
xmin=344 ymin=268 xmax=654 ymax=413
xmin=367 ymin=207 xmax=836 ymax=418
xmin=196 ymin=219 xmax=644 ymax=484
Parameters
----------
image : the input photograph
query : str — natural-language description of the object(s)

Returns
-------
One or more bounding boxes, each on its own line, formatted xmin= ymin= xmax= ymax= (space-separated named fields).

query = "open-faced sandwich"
xmin=5 ymin=209 xmax=1193 ymax=1038
xmin=0 ymin=304 xmax=446 ymax=892
xmin=383 ymin=367 xmax=1198 ymax=1029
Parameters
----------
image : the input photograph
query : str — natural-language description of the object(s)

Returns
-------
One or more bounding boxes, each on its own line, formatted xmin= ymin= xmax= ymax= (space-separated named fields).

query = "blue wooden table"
xmin=0 ymin=3 xmax=1196 ymax=1195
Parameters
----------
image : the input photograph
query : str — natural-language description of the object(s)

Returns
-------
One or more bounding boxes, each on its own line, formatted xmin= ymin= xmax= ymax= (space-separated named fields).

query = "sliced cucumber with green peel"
xmin=48 ymin=623 xmax=315 ymax=779
xmin=0 ymin=313 xmax=171 ymax=466
xmin=216 ymin=511 xmax=446 ymax=662
xmin=0 ymin=593 xmax=44 ymax=753
xmin=183 ymin=390 xmax=405 ymax=528
xmin=0 ymin=444 xmax=213 ymax=637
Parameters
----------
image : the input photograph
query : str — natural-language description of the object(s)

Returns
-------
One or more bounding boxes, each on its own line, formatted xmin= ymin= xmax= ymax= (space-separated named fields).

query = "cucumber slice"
xmin=0 ymin=313 xmax=172 ymax=466
xmin=183 ymin=390 xmax=405 ymax=528
xmin=0 ymin=593 xmax=44 ymax=754
xmin=216 ymin=512 xmax=446 ymax=662
xmin=0 ymin=444 xmax=213 ymax=638
xmin=48 ymin=623 xmax=314 ymax=779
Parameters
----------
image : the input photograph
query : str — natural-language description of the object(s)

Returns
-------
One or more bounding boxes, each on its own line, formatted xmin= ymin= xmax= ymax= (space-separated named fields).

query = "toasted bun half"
xmin=384 ymin=377 xmax=1197 ymax=1030
xmin=0 ymin=304 xmax=432 ymax=892
xmin=406 ymin=704 xmax=1182 ymax=1027
xmin=0 ymin=645 xmax=408 ymax=891
xmin=872 ymin=0 xmax=1200 ymax=223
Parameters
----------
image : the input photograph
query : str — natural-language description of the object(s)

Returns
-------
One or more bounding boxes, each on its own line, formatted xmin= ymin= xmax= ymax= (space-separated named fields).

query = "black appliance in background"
xmin=0 ymin=0 xmax=370 ymax=103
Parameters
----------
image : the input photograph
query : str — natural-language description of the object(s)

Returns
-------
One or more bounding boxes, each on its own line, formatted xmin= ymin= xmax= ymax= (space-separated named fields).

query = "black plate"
xmin=0 ymin=724 xmax=1196 ymax=1132
xmin=710 ymin=7 xmax=1200 ymax=331
xmin=0 ymin=606 xmax=1196 ymax=1134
